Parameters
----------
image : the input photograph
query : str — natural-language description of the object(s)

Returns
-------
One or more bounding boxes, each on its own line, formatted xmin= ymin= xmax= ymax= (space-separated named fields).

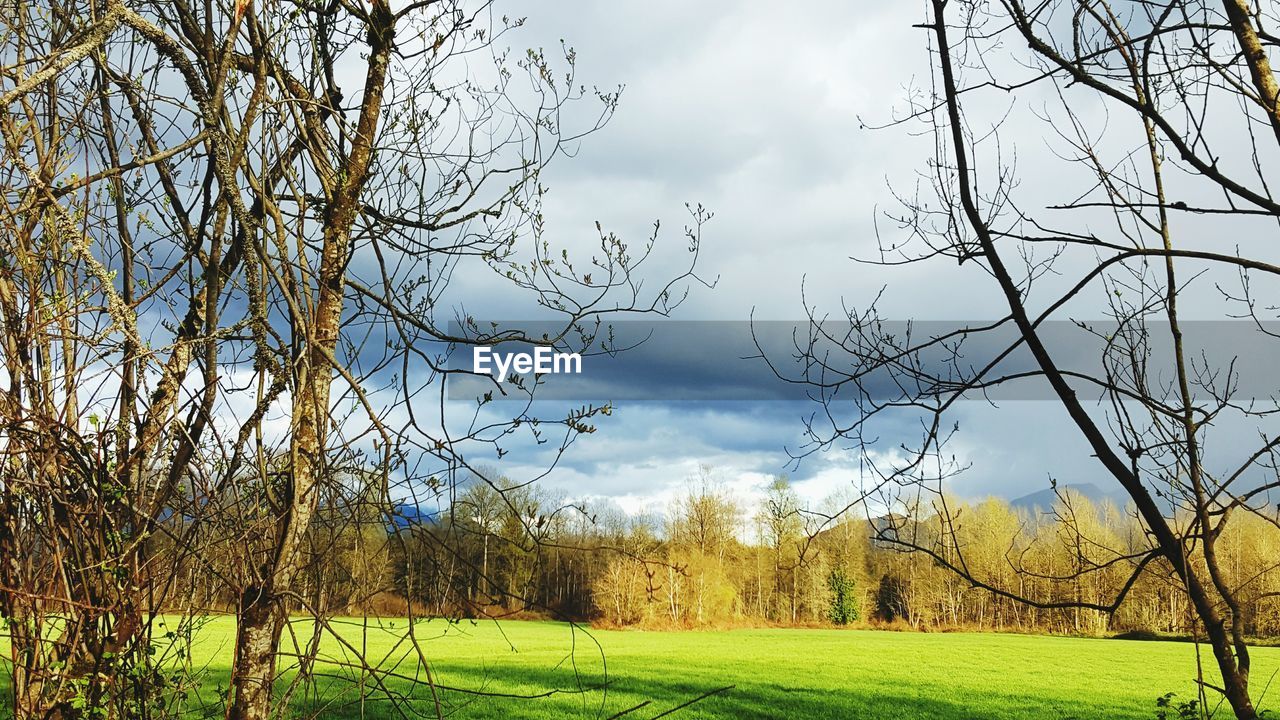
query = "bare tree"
xmin=759 ymin=475 xmax=802 ymax=622
xmin=765 ymin=1 xmax=1280 ymax=718
xmin=1 ymin=0 xmax=708 ymax=717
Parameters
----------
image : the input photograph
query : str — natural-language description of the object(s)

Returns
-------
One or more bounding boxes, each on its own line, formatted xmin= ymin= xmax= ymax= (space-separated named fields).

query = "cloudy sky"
xmin=419 ymin=1 xmax=1280 ymax=519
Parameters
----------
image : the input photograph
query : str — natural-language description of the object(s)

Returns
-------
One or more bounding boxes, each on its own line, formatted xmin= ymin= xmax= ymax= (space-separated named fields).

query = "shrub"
xmin=827 ymin=568 xmax=860 ymax=625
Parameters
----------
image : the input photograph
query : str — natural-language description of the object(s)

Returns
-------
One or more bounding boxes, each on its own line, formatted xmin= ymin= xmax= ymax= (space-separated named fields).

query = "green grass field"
xmin=5 ymin=617 xmax=1277 ymax=719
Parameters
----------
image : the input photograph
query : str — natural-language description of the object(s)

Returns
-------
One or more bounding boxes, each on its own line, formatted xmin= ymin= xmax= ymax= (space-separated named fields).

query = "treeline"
xmin=166 ymin=473 xmax=1280 ymax=638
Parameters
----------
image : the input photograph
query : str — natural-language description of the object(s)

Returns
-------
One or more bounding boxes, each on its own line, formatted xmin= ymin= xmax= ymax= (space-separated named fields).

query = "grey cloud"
xmin=394 ymin=1 xmax=1280 ymax=512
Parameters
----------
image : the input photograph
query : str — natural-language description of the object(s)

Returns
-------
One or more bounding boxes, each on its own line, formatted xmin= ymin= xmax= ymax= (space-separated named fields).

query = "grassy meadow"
xmin=4 ymin=617 xmax=1277 ymax=719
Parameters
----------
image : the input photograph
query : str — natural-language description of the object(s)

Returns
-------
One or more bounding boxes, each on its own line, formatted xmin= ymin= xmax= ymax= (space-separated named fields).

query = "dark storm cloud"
xmin=443 ymin=319 xmax=1280 ymax=403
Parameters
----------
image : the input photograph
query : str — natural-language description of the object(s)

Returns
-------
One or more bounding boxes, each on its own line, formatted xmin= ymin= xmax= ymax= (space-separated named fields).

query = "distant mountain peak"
xmin=1010 ymin=482 xmax=1129 ymax=513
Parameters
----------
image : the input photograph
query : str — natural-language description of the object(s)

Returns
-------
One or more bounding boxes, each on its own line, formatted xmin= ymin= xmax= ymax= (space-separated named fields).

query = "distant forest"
xmin=160 ymin=471 xmax=1280 ymax=638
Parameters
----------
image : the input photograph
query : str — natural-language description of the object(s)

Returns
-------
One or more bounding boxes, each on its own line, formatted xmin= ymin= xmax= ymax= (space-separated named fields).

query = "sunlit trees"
xmin=663 ymin=470 xmax=742 ymax=625
xmin=593 ymin=554 xmax=652 ymax=626
xmin=140 ymin=464 xmax=1280 ymax=640
xmin=759 ymin=475 xmax=803 ymax=621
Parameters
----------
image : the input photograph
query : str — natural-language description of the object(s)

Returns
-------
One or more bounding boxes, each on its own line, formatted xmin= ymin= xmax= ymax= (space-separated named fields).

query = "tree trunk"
xmin=224 ymin=4 xmax=392 ymax=717
xmin=228 ymin=588 xmax=283 ymax=720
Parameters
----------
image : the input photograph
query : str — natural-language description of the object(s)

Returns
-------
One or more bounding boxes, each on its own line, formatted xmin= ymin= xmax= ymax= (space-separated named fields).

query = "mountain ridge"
xmin=1009 ymin=482 xmax=1130 ymax=513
